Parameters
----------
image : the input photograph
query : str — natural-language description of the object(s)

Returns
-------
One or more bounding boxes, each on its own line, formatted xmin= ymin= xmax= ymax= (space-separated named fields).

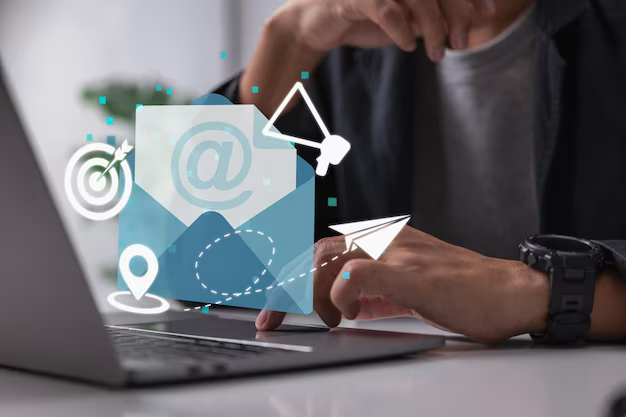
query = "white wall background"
xmin=0 ymin=0 xmax=284 ymax=310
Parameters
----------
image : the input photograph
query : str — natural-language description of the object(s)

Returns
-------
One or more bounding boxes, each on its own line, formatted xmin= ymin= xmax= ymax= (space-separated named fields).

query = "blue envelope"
xmin=118 ymin=94 xmax=314 ymax=314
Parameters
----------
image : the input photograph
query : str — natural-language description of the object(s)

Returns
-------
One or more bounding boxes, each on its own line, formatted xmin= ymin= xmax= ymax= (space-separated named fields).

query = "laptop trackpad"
xmin=124 ymin=314 xmax=328 ymax=342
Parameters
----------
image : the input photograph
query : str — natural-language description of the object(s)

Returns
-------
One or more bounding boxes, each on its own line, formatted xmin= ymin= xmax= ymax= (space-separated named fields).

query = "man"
xmin=214 ymin=0 xmax=626 ymax=343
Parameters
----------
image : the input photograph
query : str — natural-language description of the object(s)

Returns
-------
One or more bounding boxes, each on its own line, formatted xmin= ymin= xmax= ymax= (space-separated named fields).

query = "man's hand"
xmin=241 ymin=0 xmax=496 ymax=114
xmin=256 ymin=226 xmax=550 ymax=343
xmin=283 ymin=0 xmax=496 ymax=60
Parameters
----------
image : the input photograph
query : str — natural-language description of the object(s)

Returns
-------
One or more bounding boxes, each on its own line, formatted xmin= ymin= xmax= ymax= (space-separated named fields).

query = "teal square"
xmin=328 ymin=197 xmax=337 ymax=207
xmin=106 ymin=136 xmax=116 ymax=146
xmin=301 ymin=72 xmax=309 ymax=80
xmin=252 ymin=86 xmax=259 ymax=94
xmin=342 ymin=272 xmax=350 ymax=280
xmin=220 ymin=51 xmax=228 ymax=59
xmin=166 ymin=88 xmax=173 ymax=95
xmin=201 ymin=306 xmax=210 ymax=314
xmin=86 ymin=134 xmax=93 ymax=142
xmin=106 ymin=117 xmax=114 ymax=125
xmin=156 ymin=84 xmax=162 ymax=92
xmin=136 ymin=104 xmax=143 ymax=108
xmin=99 ymin=96 xmax=106 ymax=104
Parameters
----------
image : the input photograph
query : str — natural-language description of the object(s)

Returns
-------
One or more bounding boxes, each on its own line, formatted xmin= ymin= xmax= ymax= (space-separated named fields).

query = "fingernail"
xmin=255 ymin=309 xmax=269 ymax=329
xmin=452 ymin=33 xmax=468 ymax=50
xmin=431 ymin=48 xmax=445 ymax=62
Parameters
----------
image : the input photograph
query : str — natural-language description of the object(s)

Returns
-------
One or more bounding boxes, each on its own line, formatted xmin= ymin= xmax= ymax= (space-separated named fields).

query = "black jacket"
xmin=214 ymin=0 xmax=626 ymax=277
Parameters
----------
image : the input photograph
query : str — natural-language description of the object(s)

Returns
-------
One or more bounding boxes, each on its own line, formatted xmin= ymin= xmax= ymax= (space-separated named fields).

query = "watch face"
xmin=529 ymin=235 xmax=596 ymax=254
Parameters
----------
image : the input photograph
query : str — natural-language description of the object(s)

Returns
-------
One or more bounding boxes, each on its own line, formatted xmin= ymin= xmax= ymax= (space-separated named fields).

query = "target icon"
xmin=64 ymin=143 xmax=132 ymax=221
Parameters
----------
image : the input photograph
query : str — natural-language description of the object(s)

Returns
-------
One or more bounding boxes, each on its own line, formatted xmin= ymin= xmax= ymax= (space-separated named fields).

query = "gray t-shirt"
xmin=413 ymin=6 xmax=539 ymax=259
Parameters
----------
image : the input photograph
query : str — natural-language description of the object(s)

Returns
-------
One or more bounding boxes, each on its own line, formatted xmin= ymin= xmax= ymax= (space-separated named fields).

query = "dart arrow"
xmin=97 ymin=140 xmax=134 ymax=181
xmin=329 ymin=215 xmax=411 ymax=260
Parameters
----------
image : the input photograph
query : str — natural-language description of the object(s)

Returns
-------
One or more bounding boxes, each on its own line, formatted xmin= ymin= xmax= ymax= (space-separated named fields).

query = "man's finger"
xmin=468 ymin=0 xmax=496 ymax=16
xmin=330 ymin=259 xmax=416 ymax=319
xmin=255 ymin=309 xmax=287 ymax=330
xmin=313 ymin=237 xmax=369 ymax=327
xmin=344 ymin=0 xmax=417 ymax=52
xmin=440 ymin=0 xmax=472 ymax=49
xmin=353 ymin=294 xmax=417 ymax=320
xmin=404 ymin=0 xmax=446 ymax=61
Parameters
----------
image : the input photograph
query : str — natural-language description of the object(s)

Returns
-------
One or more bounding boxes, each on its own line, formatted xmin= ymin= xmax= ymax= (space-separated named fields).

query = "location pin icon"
xmin=119 ymin=244 xmax=159 ymax=300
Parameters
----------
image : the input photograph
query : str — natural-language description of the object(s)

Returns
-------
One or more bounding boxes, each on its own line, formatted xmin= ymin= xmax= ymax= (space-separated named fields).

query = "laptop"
xmin=0 ymin=71 xmax=444 ymax=387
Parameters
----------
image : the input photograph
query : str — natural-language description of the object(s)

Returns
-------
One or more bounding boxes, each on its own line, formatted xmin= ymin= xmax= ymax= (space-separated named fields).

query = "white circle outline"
xmin=64 ymin=143 xmax=132 ymax=221
xmin=76 ymin=157 xmax=119 ymax=206
xmin=107 ymin=291 xmax=170 ymax=315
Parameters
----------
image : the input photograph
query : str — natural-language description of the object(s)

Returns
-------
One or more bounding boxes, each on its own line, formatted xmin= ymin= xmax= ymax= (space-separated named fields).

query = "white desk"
xmin=1 ymin=311 xmax=625 ymax=417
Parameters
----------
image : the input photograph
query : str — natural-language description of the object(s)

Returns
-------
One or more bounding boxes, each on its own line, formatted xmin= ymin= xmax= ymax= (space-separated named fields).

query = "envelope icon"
xmin=118 ymin=95 xmax=314 ymax=314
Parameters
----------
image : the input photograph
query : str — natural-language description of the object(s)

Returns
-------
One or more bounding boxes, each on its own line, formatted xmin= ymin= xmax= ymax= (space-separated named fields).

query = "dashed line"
xmin=194 ymin=229 xmax=275 ymax=302
xmin=184 ymin=303 xmax=212 ymax=312
xmin=186 ymin=231 xmax=357 ymax=313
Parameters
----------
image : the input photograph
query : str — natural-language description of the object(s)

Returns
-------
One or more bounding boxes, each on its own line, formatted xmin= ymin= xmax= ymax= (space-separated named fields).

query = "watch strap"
xmin=520 ymin=236 xmax=603 ymax=344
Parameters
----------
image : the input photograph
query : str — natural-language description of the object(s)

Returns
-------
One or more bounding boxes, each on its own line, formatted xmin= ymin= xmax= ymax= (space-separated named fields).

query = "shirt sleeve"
xmin=595 ymin=240 xmax=626 ymax=279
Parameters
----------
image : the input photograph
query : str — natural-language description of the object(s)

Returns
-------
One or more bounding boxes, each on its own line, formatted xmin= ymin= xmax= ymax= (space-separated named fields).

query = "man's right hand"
xmin=241 ymin=0 xmax=495 ymax=114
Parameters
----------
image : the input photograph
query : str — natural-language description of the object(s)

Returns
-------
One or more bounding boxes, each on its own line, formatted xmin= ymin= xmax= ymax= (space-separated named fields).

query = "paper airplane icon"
xmin=329 ymin=215 xmax=411 ymax=260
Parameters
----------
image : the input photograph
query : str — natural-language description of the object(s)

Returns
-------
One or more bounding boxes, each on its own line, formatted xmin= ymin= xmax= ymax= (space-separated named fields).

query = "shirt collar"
xmin=536 ymin=0 xmax=590 ymax=34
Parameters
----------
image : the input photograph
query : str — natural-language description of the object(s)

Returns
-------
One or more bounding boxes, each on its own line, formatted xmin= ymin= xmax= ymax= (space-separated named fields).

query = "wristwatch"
xmin=519 ymin=234 xmax=604 ymax=344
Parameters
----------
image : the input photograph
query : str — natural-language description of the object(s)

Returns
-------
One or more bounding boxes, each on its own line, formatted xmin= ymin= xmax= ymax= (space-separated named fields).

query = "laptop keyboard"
xmin=107 ymin=327 xmax=275 ymax=365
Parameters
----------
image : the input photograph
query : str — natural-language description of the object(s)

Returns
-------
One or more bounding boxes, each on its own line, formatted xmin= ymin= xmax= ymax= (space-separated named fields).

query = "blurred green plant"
xmin=82 ymin=82 xmax=193 ymax=123
xmin=81 ymin=81 xmax=192 ymax=284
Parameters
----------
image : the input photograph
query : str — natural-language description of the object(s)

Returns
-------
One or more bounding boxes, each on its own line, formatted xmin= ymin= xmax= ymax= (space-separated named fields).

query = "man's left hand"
xmin=256 ymin=226 xmax=549 ymax=343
